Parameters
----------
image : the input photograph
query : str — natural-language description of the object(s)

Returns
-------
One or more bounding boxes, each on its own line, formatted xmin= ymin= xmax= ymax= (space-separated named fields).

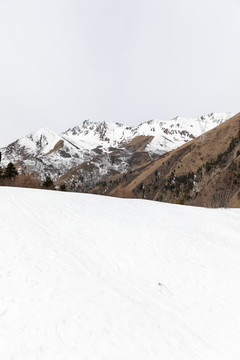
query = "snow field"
xmin=0 ymin=187 xmax=240 ymax=359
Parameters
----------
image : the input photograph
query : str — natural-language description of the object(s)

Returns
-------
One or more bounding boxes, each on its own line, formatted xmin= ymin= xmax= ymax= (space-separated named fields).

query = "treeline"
xmin=0 ymin=162 xmax=67 ymax=191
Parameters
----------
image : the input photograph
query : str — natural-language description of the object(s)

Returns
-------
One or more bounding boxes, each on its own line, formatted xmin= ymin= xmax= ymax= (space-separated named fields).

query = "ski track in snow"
xmin=0 ymin=187 xmax=240 ymax=359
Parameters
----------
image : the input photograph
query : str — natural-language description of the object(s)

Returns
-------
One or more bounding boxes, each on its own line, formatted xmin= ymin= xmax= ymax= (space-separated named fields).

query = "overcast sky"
xmin=0 ymin=0 xmax=240 ymax=147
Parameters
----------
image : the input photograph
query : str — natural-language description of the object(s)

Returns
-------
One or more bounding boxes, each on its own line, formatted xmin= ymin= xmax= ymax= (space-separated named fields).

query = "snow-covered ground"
xmin=0 ymin=187 xmax=240 ymax=360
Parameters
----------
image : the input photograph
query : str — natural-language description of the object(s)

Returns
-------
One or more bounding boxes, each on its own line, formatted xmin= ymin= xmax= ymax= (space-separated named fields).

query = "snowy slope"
xmin=17 ymin=127 xmax=64 ymax=156
xmin=0 ymin=187 xmax=240 ymax=360
xmin=63 ymin=120 xmax=134 ymax=150
xmin=1 ymin=127 xmax=95 ymax=180
xmin=141 ymin=112 xmax=233 ymax=153
xmin=2 ymin=127 xmax=67 ymax=161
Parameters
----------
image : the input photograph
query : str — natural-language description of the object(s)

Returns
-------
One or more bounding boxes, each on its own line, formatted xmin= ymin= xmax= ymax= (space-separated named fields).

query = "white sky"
xmin=0 ymin=0 xmax=240 ymax=147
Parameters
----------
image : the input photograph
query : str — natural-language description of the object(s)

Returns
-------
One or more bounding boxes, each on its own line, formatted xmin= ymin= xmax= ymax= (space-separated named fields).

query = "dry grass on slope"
xmin=92 ymin=113 xmax=240 ymax=208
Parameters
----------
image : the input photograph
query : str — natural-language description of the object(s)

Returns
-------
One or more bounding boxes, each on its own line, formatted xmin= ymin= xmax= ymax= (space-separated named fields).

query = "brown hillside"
xmin=92 ymin=113 xmax=240 ymax=207
xmin=123 ymin=135 xmax=154 ymax=152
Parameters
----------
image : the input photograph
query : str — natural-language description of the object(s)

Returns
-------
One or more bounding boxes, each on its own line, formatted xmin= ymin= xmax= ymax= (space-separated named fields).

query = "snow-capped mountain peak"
xmin=1 ymin=127 xmax=65 ymax=164
xmin=18 ymin=127 xmax=64 ymax=156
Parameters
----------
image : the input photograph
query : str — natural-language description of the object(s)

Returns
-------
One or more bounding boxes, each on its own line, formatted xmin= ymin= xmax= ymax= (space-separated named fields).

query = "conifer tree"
xmin=3 ymin=162 xmax=18 ymax=179
xmin=42 ymin=176 xmax=54 ymax=188
xmin=59 ymin=184 xmax=66 ymax=191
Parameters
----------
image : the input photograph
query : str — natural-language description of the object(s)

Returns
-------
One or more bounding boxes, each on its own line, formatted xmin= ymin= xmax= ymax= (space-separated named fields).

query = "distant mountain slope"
xmin=93 ymin=113 xmax=240 ymax=207
xmin=1 ymin=187 xmax=240 ymax=359
xmin=0 ymin=112 xmax=234 ymax=190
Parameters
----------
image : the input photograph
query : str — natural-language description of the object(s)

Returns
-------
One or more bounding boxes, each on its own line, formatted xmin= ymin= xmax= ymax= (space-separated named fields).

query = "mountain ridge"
xmin=0 ymin=112 xmax=234 ymax=192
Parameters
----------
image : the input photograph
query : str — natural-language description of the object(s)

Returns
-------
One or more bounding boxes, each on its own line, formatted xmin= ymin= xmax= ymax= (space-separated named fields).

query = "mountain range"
xmin=0 ymin=112 xmax=233 ymax=192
